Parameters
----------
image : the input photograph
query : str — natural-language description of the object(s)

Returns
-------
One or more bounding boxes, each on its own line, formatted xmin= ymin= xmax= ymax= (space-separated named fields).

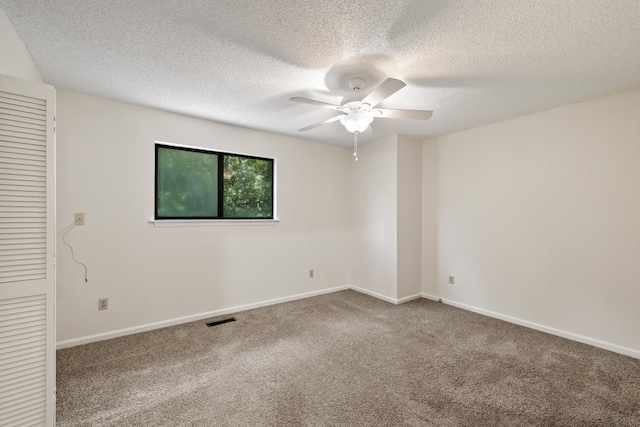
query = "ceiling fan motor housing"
xmin=342 ymin=77 xmax=366 ymax=105
xmin=348 ymin=77 xmax=365 ymax=91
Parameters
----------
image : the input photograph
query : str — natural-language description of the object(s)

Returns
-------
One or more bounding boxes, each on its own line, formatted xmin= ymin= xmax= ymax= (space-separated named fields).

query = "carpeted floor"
xmin=56 ymin=290 xmax=640 ymax=426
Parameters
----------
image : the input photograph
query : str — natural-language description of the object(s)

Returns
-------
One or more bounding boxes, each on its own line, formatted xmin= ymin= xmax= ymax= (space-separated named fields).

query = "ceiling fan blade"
xmin=298 ymin=114 xmax=344 ymax=131
xmin=377 ymin=108 xmax=433 ymax=120
xmin=290 ymin=96 xmax=341 ymax=109
xmin=361 ymin=78 xmax=406 ymax=107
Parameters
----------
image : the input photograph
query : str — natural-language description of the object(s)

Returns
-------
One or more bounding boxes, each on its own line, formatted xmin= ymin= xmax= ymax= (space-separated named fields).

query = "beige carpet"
xmin=56 ymin=290 xmax=640 ymax=426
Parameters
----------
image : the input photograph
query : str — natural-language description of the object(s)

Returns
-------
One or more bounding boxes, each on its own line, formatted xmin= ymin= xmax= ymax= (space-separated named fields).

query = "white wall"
xmin=421 ymin=140 xmax=438 ymax=297
xmin=56 ymin=90 xmax=352 ymax=343
xmin=424 ymin=88 xmax=640 ymax=354
xmin=0 ymin=8 xmax=43 ymax=82
xmin=397 ymin=135 xmax=422 ymax=300
xmin=351 ymin=134 xmax=424 ymax=303
xmin=350 ymin=135 xmax=398 ymax=300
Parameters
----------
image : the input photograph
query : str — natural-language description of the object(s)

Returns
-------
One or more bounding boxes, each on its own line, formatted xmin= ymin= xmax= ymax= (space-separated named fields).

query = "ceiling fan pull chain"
xmin=353 ymin=131 xmax=359 ymax=162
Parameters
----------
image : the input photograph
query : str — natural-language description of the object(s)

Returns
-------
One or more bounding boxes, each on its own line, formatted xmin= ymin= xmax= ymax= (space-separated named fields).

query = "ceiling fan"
xmin=290 ymin=77 xmax=433 ymax=160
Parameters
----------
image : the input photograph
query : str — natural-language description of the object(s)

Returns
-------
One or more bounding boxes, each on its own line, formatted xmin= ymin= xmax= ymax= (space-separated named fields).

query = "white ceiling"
xmin=2 ymin=0 xmax=640 ymax=147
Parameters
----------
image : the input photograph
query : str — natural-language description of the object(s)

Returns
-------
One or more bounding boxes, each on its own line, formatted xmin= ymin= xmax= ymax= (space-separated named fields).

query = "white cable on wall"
xmin=58 ymin=223 xmax=89 ymax=282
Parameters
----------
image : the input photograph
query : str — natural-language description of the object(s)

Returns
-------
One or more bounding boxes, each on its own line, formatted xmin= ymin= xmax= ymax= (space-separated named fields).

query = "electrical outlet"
xmin=98 ymin=298 xmax=108 ymax=310
xmin=448 ymin=275 xmax=455 ymax=285
xmin=309 ymin=269 xmax=314 ymax=278
xmin=74 ymin=213 xmax=85 ymax=225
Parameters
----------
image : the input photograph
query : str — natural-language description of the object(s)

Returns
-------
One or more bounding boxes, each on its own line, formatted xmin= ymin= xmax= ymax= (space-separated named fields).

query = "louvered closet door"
xmin=0 ymin=74 xmax=55 ymax=427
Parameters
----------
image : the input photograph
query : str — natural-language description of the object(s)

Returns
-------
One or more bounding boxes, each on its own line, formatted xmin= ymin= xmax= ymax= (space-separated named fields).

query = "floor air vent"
xmin=206 ymin=317 xmax=236 ymax=327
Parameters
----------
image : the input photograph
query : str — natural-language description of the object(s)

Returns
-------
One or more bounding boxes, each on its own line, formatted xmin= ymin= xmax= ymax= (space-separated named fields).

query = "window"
xmin=155 ymin=144 xmax=274 ymax=220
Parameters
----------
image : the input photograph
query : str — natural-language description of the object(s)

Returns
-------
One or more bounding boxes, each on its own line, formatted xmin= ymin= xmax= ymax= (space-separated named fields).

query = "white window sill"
xmin=150 ymin=219 xmax=279 ymax=227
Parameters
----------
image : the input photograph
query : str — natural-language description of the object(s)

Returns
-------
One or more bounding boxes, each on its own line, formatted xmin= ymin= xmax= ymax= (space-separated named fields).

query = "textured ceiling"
xmin=2 ymin=0 xmax=640 ymax=147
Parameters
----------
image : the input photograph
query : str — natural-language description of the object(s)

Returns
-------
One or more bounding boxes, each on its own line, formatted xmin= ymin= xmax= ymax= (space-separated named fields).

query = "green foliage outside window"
xmin=155 ymin=144 xmax=274 ymax=219
xmin=223 ymin=156 xmax=273 ymax=218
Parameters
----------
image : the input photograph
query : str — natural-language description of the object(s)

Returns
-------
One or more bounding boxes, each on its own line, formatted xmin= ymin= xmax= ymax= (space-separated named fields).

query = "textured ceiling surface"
xmin=2 ymin=0 xmax=640 ymax=146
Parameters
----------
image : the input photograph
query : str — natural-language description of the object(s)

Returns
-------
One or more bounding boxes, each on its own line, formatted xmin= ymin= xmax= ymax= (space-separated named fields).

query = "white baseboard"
xmin=348 ymin=285 xmax=398 ymax=304
xmin=441 ymin=297 xmax=640 ymax=360
xmin=56 ymin=285 xmax=349 ymax=349
xmin=421 ymin=293 xmax=441 ymax=302
xmin=348 ymin=287 xmax=422 ymax=305
xmin=397 ymin=293 xmax=423 ymax=304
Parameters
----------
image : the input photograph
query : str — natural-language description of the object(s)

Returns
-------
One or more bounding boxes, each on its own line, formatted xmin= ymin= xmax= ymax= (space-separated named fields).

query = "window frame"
xmin=154 ymin=143 xmax=275 ymax=221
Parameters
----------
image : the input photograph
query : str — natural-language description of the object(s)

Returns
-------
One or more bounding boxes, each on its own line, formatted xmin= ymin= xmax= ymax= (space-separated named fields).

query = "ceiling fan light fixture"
xmin=340 ymin=111 xmax=373 ymax=133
